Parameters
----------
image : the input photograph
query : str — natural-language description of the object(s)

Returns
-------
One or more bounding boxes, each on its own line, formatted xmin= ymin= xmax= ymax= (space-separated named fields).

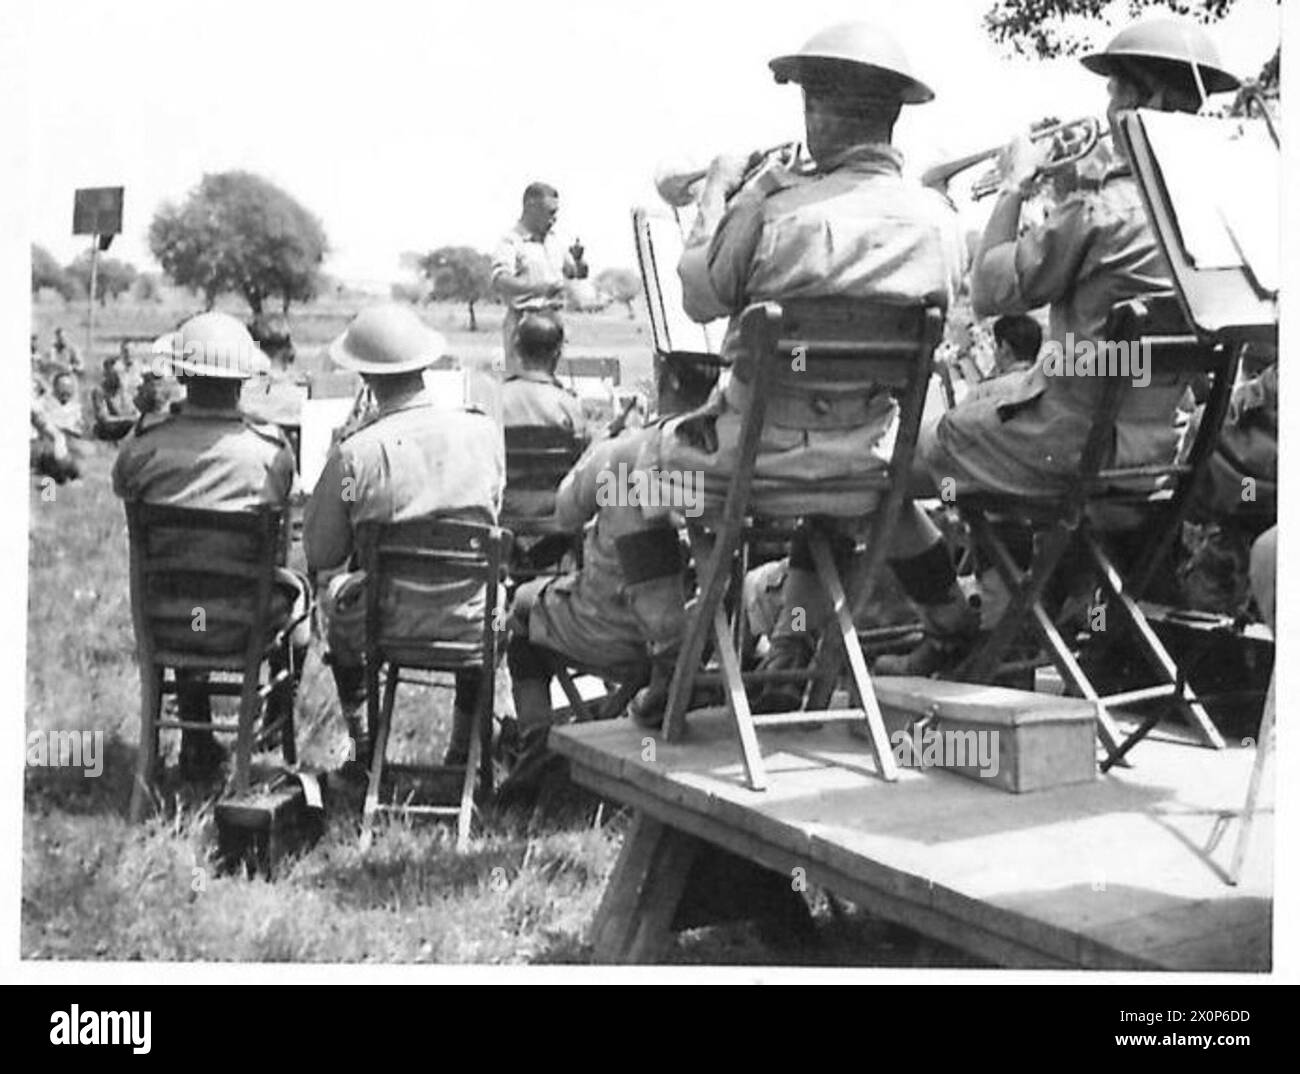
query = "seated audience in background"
xmin=91 ymin=355 xmax=139 ymax=441
xmin=49 ymin=326 xmax=83 ymax=375
xmin=31 ymin=375 xmax=79 ymax=485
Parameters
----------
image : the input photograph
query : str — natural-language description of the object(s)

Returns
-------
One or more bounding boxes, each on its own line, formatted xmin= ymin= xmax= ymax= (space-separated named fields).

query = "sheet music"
xmin=1141 ymin=111 xmax=1279 ymax=293
xmin=633 ymin=207 xmax=725 ymax=356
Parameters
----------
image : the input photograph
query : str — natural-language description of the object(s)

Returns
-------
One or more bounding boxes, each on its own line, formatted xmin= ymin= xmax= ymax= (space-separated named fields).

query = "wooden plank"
xmin=552 ymin=714 xmax=1271 ymax=971
xmin=572 ymin=763 xmax=1073 ymax=968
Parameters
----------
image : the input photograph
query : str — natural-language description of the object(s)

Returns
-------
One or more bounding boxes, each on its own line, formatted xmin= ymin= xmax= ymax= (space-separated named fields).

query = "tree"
xmin=596 ymin=267 xmax=641 ymax=319
xmin=982 ymin=1 xmax=1278 ymax=118
xmin=31 ymin=244 xmax=75 ymax=301
xmin=149 ymin=171 xmax=328 ymax=316
xmin=419 ymin=246 xmax=493 ymax=330
xmin=65 ymin=253 xmax=138 ymax=306
xmin=133 ymin=273 xmax=162 ymax=303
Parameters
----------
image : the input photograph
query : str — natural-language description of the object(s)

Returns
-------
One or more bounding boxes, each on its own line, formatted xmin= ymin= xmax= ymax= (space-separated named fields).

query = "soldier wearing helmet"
xmin=113 ymin=312 xmax=310 ymax=778
xmin=302 ymin=304 xmax=504 ymax=771
xmin=647 ymin=20 xmax=970 ymax=709
xmin=882 ymin=16 xmax=1242 ymax=676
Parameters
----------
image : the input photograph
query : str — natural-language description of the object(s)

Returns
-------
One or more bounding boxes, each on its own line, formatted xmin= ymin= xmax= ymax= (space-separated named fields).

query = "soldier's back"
xmin=340 ymin=400 xmax=503 ymax=526
xmin=113 ymin=404 xmax=294 ymax=510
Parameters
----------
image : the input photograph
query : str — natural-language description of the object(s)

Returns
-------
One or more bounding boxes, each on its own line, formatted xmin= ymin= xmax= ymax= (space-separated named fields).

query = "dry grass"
xmin=23 ymin=296 xmax=981 ymax=968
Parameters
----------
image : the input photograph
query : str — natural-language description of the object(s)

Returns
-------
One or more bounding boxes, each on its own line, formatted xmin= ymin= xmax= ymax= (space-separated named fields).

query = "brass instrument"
xmin=654 ymin=141 xmax=803 ymax=208
xmin=921 ymin=116 xmax=1107 ymax=199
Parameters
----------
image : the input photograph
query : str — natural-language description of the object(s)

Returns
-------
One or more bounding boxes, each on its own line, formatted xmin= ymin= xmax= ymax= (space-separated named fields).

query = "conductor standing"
xmin=491 ymin=182 xmax=588 ymax=374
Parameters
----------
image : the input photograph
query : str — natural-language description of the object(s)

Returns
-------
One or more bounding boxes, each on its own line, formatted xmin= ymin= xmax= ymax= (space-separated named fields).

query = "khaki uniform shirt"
xmin=491 ymin=222 xmax=577 ymax=372
xmin=112 ymin=401 xmax=300 ymax=652
xmin=500 ymin=369 xmax=587 ymax=435
xmin=113 ymin=402 xmax=294 ymax=509
xmin=303 ymin=388 xmax=503 ymax=654
xmin=660 ymin=143 xmax=964 ymax=517
xmin=501 ymin=369 xmax=589 ymax=522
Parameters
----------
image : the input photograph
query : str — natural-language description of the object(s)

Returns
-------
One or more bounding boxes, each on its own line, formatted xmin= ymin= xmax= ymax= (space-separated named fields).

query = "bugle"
xmin=921 ymin=116 xmax=1106 ymax=199
xmin=654 ymin=141 xmax=802 ymax=208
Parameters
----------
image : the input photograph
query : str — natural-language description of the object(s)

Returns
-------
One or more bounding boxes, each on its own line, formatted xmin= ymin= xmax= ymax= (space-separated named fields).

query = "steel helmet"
xmin=328 ymin=303 xmax=448 ymax=376
xmin=152 ymin=312 xmax=269 ymax=380
xmin=1080 ymin=18 xmax=1240 ymax=95
xmin=769 ymin=22 xmax=934 ymax=105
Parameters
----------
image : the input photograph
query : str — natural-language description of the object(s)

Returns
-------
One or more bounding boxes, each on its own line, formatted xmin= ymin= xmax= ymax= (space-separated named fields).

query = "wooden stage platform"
xmin=550 ymin=700 xmax=1272 ymax=969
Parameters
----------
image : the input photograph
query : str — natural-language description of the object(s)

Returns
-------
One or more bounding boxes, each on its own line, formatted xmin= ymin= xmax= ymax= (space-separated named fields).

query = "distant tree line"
xmin=30 ymin=243 xmax=150 ymax=305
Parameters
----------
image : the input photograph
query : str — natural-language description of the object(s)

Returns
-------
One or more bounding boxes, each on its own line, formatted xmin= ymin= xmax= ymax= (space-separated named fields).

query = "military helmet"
xmin=153 ymin=312 xmax=269 ymax=380
xmin=769 ymin=21 xmax=934 ymax=105
xmin=328 ymin=303 xmax=448 ymax=376
xmin=1080 ymin=17 xmax=1240 ymax=95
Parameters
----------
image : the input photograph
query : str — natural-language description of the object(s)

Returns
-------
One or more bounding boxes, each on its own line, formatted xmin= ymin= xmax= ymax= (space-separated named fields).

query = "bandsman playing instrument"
xmin=302 ymin=304 xmax=504 ymax=771
xmin=500 ymin=310 xmax=588 ymax=438
xmin=506 ymin=353 xmax=718 ymax=738
xmin=882 ymin=16 xmax=1241 ymax=673
xmin=647 ymin=20 xmax=970 ymax=706
xmin=112 ymin=313 xmax=310 ymax=778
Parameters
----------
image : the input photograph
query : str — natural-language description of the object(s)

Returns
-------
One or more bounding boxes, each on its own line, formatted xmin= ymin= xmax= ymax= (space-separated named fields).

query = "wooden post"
xmin=86 ymin=236 xmax=99 ymax=366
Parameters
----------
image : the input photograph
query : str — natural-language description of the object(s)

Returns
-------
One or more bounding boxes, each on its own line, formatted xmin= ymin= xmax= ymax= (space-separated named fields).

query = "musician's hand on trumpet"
xmin=995 ymin=131 xmax=1055 ymax=198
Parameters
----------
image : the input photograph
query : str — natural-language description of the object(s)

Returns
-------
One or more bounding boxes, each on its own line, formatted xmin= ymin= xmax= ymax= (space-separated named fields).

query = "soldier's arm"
xmin=554 ymin=437 xmax=618 ymax=532
xmin=972 ymin=192 xmax=1091 ymax=317
xmin=679 ymin=186 xmax=765 ymax=324
xmin=302 ymin=448 xmax=355 ymax=572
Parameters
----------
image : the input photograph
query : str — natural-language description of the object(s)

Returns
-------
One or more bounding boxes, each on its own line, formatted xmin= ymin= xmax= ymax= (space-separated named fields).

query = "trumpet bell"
xmin=653 ymin=159 xmax=708 ymax=209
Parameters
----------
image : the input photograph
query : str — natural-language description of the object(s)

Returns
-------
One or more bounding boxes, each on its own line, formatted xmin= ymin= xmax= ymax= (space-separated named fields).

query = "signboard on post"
xmin=72 ymin=186 xmax=125 ymax=364
xmin=72 ymin=187 xmax=124 ymax=238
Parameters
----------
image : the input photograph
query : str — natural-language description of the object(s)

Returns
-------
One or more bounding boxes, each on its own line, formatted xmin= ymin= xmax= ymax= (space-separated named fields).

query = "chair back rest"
xmin=734 ymin=297 xmax=945 ymax=392
xmin=556 ymin=356 xmax=621 ymax=387
xmin=126 ymin=502 xmax=282 ymax=663
xmin=356 ymin=517 xmax=512 ymax=670
xmin=502 ymin=425 xmax=588 ymax=530
xmin=1084 ymin=293 xmax=1242 ymax=490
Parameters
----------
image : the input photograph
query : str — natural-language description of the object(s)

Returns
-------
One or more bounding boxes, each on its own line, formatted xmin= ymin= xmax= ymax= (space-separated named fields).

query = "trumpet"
xmin=654 ymin=141 xmax=802 ymax=208
xmin=921 ymin=116 xmax=1107 ymax=200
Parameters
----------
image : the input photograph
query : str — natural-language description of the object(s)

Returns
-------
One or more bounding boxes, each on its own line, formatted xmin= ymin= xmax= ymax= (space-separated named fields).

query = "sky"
xmin=24 ymin=0 xmax=1281 ymax=287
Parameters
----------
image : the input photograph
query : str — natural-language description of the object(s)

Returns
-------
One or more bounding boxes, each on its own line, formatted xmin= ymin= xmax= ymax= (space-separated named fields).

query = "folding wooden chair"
xmin=127 ymin=503 xmax=308 ymax=821
xmin=953 ymin=294 xmax=1243 ymax=767
xmin=357 ymin=517 xmax=511 ymax=851
xmin=662 ymin=298 xmax=945 ymax=791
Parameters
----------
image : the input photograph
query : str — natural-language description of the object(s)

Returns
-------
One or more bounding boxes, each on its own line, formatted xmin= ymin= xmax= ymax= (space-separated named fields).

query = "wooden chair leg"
xmin=457 ymin=710 xmax=482 ymax=852
xmin=808 ymin=533 xmax=898 ymax=782
xmin=130 ymin=666 xmax=163 ymax=823
xmin=1085 ymin=536 xmax=1225 ymax=750
xmin=1229 ymin=670 xmax=1274 ymax=886
xmin=664 ymin=525 xmax=738 ymax=741
xmin=477 ymin=664 xmax=496 ymax=799
xmin=362 ymin=663 xmax=399 ymax=840
xmin=712 ymin=605 xmax=768 ymax=791
xmin=233 ymin=671 xmax=260 ymax=796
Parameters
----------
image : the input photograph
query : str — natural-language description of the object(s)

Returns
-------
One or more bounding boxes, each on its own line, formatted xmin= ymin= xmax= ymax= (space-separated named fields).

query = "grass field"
xmin=23 ymin=293 xmax=981 ymax=968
